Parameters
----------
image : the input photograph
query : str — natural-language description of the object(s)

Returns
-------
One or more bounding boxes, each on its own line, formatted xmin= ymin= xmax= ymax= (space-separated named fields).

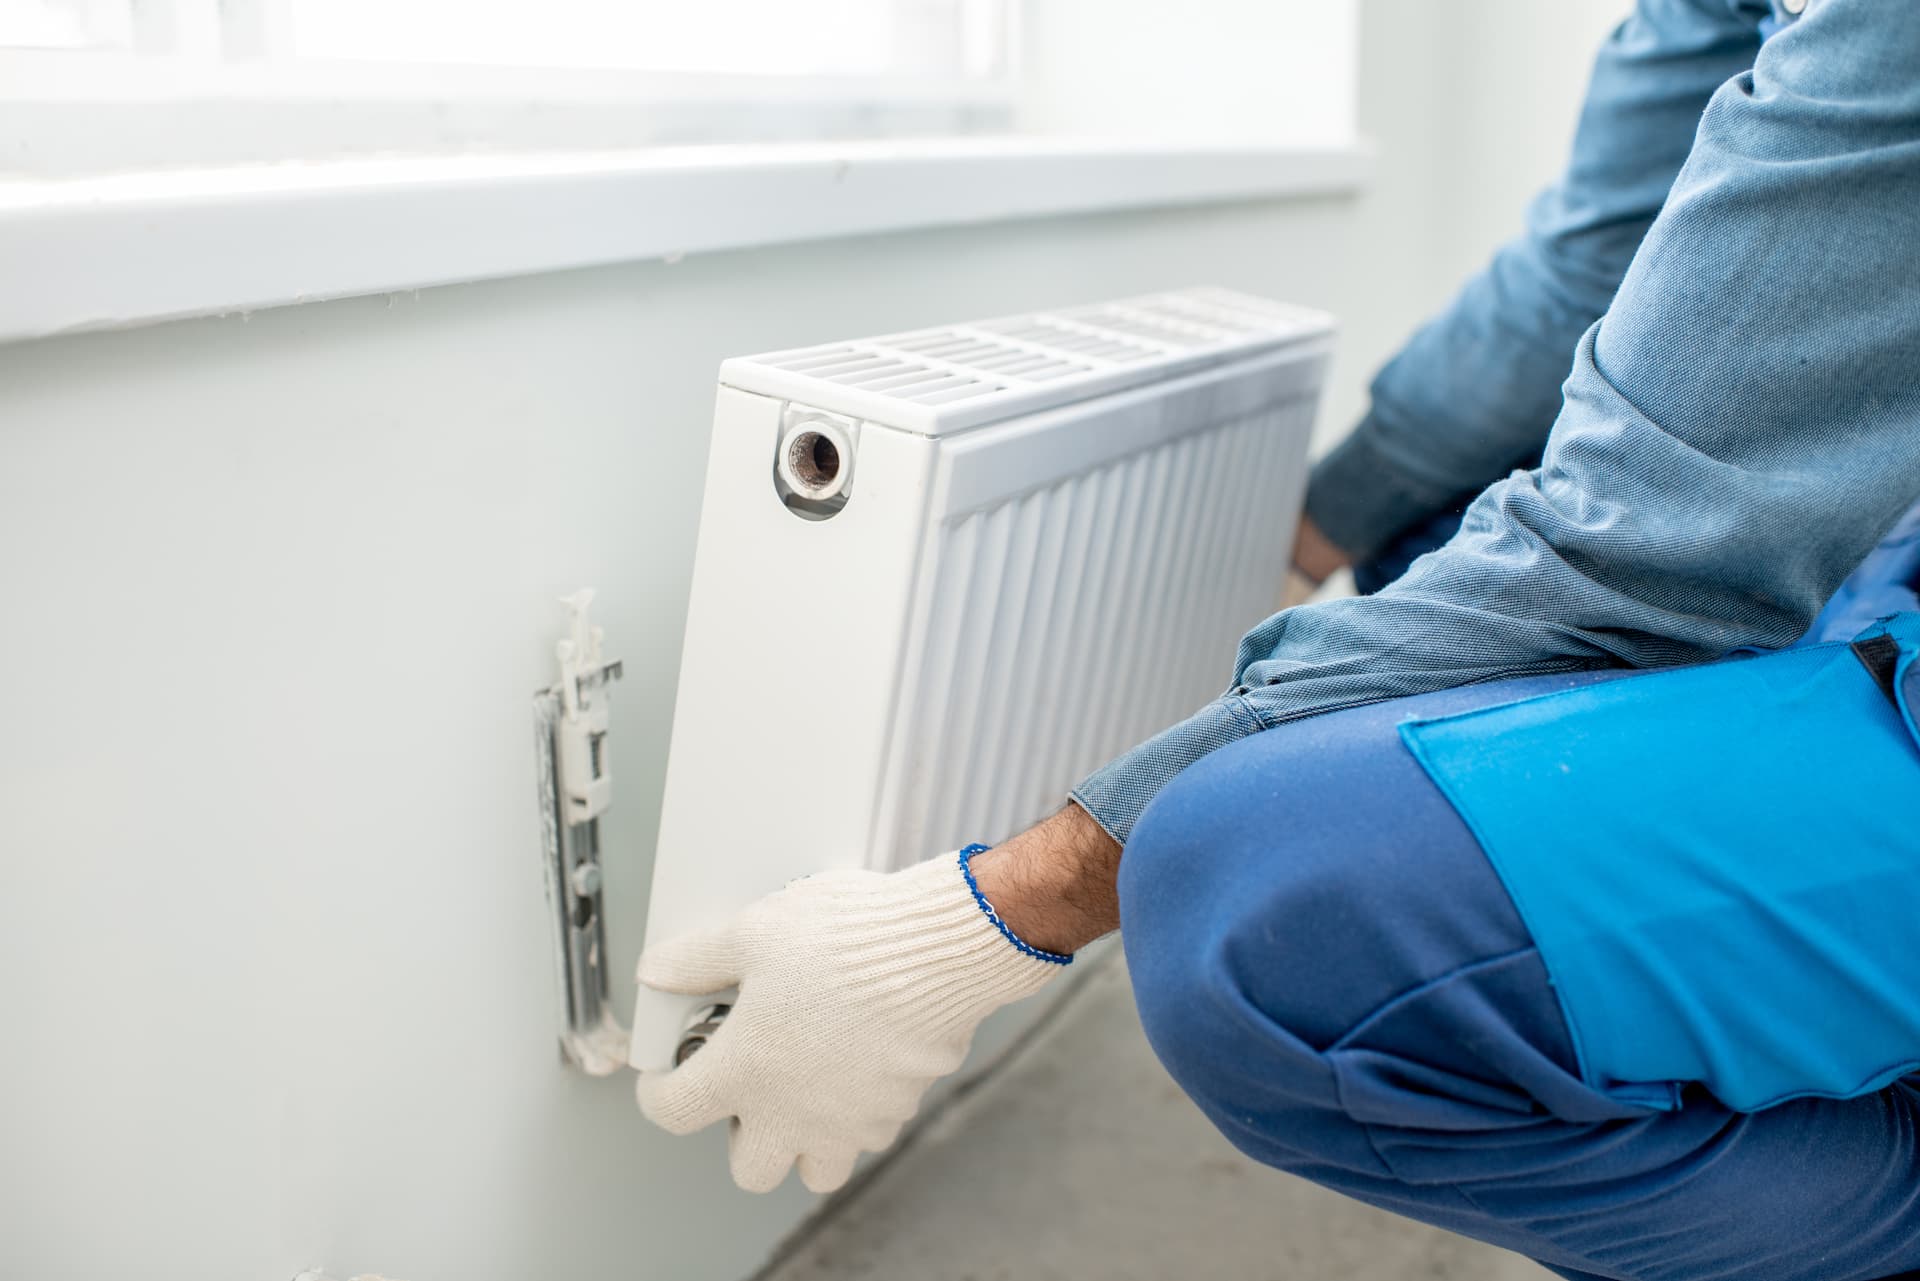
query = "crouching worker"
xmin=635 ymin=2 xmax=1920 ymax=1277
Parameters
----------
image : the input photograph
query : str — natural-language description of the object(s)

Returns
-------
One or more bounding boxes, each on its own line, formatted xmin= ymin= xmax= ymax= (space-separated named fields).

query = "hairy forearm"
xmin=968 ymin=802 xmax=1123 ymax=955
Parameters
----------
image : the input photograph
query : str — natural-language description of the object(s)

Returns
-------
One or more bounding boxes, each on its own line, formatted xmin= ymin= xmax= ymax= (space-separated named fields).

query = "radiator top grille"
xmin=718 ymin=287 xmax=1332 ymax=437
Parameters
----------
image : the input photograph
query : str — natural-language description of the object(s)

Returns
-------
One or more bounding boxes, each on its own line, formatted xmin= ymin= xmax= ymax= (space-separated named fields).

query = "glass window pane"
xmin=0 ymin=0 xmax=131 ymax=49
xmin=286 ymin=0 xmax=1007 ymax=80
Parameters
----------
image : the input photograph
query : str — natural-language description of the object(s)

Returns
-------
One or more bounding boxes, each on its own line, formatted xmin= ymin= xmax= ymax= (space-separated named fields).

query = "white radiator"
xmin=631 ymin=287 xmax=1333 ymax=1069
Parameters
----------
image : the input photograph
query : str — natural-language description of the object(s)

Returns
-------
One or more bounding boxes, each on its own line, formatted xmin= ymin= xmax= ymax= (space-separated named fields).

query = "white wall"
xmin=0 ymin=196 xmax=1390 ymax=1281
xmin=0 ymin=5 xmax=1621 ymax=1279
xmin=1421 ymin=0 xmax=1632 ymax=290
xmin=1017 ymin=0 xmax=1359 ymax=146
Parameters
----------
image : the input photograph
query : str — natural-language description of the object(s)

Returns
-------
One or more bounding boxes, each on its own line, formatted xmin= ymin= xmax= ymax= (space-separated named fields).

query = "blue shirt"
xmin=1073 ymin=0 xmax=1920 ymax=845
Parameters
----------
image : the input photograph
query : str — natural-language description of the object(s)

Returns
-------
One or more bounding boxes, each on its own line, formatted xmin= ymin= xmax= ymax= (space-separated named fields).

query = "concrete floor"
xmin=760 ymin=951 xmax=1555 ymax=1281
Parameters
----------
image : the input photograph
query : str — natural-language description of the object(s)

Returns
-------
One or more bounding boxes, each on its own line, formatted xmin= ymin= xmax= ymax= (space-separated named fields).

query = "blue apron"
xmin=1400 ymin=611 xmax=1920 ymax=1113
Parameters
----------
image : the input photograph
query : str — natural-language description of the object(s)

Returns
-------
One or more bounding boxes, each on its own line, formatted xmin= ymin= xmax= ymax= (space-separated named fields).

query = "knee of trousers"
xmin=1116 ymin=718 xmax=1547 ymax=1168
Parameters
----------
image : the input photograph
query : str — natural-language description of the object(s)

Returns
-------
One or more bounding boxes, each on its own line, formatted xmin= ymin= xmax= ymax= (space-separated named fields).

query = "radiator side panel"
xmin=633 ymin=387 xmax=936 ymax=1068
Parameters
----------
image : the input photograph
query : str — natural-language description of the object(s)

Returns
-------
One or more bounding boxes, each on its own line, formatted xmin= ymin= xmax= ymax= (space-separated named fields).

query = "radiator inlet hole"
xmin=788 ymin=431 xmax=840 ymax=492
xmin=775 ymin=416 xmax=855 ymax=516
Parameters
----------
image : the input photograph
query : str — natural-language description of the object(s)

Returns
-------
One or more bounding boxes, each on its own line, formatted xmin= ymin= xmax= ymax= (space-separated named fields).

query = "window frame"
xmin=0 ymin=138 xmax=1374 ymax=345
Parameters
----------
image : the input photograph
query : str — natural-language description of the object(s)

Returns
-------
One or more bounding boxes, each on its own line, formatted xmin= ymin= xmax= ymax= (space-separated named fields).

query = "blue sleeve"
xmin=1076 ymin=0 xmax=1920 ymax=845
xmin=1305 ymin=0 xmax=1765 ymax=560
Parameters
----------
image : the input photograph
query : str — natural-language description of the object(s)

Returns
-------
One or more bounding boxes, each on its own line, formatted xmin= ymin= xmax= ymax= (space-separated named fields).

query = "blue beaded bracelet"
xmin=957 ymin=843 xmax=1073 ymax=966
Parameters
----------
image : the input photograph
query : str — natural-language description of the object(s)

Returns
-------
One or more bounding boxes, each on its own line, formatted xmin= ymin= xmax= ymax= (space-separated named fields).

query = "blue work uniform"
xmin=1120 ymin=607 xmax=1920 ymax=1281
xmin=1066 ymin=0 xmax=1920 ymax=1277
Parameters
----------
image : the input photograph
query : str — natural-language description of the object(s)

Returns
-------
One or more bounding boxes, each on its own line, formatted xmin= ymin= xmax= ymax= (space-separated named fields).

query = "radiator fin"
xmin=880 ymin=401 xmax=1308 ymax=861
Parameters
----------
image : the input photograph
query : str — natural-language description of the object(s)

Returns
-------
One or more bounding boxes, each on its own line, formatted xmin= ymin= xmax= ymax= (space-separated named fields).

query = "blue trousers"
xmin=1119 ymin=662 xmax=1920 ymax=1281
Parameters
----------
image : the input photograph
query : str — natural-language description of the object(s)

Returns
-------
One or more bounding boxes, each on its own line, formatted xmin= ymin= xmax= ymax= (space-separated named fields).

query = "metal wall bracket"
xmin=533 ymin=590 xmax=629 ymax=1075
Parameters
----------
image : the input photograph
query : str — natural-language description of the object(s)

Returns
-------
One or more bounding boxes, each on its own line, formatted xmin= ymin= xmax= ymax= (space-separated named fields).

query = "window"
xmin=0 ymin=0 xmax=131 ymax=49
xmin=289 ymin=0 xmax=1006 ymax=80
xmin=0 ymin=0 xmax=1017 ymax=174
xmin=1 ymin=1 xmax=1362 ymax=179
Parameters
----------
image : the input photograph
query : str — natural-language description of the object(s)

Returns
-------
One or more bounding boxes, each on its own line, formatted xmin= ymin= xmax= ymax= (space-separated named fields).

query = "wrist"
xmin=958 ymin=845 xmax=1073 ymax=965
xmin=966 ymin=802 xmax=1122 ymax=955
xmin=1292 ymin=513 xmax=1351 ymax=584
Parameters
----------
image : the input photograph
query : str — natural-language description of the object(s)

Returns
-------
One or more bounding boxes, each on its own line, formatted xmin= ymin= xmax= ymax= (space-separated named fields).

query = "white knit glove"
xmin=633 ymin=849 xmax=1069 ymax=1193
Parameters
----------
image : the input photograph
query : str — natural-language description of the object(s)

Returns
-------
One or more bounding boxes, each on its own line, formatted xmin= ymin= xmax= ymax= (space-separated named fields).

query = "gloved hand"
xmin=633 ymin=848 xmax=1070 ymax=1193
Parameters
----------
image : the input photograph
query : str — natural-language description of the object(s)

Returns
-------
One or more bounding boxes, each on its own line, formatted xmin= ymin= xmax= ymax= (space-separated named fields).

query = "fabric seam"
xmin=1395 ymin=722 xmax=1604 ymax=1097
xmin=1327 ymin=945 xmax=1540 ymax=1054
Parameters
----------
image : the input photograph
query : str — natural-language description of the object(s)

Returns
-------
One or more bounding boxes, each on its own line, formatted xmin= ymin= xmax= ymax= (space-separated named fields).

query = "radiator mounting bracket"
xmin=533 ymin=589 xmax=629 ymax=1075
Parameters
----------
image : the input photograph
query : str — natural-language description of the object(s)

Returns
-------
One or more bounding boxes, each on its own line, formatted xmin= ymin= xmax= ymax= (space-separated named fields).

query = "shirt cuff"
xmin=1070 ymin=694 xmax=1266 ymax=846
xmin=1304 ymin=421 xmax=1465 ymax=564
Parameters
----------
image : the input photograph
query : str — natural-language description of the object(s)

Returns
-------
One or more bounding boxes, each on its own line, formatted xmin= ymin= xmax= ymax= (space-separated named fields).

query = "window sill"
xmin=0 ymin=137 xmax=1371 ymax=345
